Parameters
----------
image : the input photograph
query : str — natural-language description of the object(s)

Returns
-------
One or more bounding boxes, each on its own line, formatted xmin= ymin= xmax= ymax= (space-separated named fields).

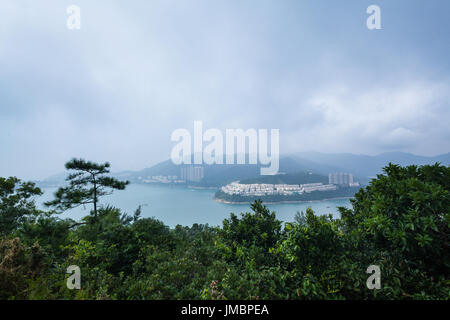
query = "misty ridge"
xmin=36 ymin=151 xmax=450 ymax=188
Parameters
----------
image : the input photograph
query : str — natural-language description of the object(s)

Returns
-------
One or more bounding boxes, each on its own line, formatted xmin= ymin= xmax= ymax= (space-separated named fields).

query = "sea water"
xmin=38 ymin=184 xmax=352 ymax=228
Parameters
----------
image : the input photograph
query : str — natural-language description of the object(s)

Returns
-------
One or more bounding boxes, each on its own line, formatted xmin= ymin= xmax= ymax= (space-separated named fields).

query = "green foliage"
xmin=45 ymin=158 xmax=129 ymax=217
xmin=282 ymin=210 xmax=342 ymax=275
xmin=0 ymin=162 xmax=448 ymax=300
xmin=0 ymin=177 xmax=43 ymax=236
xmin=240 ymin=172 xmax=328 ymax=185
xmin=17 ymin=216 xmax=72 ymax=260
xmin=338 ymin=163 xmax=450 ymax=298
xmin=0 ymin=237 xmax=47 ymax=299
xmin=221 ymin=200 xmax=281 ymax=251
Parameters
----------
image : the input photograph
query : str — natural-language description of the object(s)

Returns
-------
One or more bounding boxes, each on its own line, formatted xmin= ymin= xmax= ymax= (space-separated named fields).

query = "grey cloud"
xmin=0 ymin=0 xmax=449 ymax=179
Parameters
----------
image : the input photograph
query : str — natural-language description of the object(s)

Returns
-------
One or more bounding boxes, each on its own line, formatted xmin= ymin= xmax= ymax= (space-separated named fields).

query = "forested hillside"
xmin=239 ymin=172 xmax=328 ymax=185
xmin=0 ymin=161 xmax=448 ymax=300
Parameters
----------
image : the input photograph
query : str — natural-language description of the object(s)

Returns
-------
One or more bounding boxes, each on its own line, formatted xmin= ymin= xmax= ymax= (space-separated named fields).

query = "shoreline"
xmin=214 ymin=196 xmax=354 ymax=205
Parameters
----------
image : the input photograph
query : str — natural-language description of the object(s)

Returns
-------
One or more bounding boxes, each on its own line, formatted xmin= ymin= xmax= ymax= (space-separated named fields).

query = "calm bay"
xmin=39 ymin=184 xmax=352 ymax=228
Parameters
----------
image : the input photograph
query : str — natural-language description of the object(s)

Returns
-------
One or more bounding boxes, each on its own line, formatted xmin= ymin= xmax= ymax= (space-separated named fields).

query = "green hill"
xmin=239 ymin=172 xmax=328 ymax=185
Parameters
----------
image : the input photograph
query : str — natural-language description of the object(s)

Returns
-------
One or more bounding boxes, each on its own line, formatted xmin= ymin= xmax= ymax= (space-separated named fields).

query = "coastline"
xmin=214 ymin=196 xmax=354 ymax=205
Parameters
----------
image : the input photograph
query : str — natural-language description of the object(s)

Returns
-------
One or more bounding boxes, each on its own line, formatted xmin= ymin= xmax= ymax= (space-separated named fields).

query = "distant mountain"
xmin=433 ymin=153 xmax=450 ymax=164
xmin=120 ymin=155 xmax=346 ymax=187
xmin=34 ymin=172 xmax=69 ymax=188
xmin=281 ymin=156 xmax=345 ymax=176
xmin=39 ymin=152 xmax=449 ymax=188
xmin=124 ymin=160 xmax=180 ymax=178
xmin=294 ymin=151 xmax=450 ymax=181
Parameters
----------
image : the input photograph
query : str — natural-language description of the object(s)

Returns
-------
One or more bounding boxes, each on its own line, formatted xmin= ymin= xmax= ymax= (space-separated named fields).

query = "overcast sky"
xmin=1 ymin=0 xmax=449 ymax=179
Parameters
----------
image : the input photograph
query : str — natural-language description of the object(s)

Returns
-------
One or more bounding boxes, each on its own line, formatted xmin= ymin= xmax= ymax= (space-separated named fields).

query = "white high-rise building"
xmin=181 ymin=165 xmax=204 ymax=182
xmin=328 ymin=172 xmax=354 ymax=186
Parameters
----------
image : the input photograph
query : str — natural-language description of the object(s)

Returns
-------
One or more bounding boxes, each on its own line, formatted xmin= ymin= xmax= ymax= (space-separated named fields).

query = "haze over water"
xmin=39 ymin=184 xmax=351 ymax=228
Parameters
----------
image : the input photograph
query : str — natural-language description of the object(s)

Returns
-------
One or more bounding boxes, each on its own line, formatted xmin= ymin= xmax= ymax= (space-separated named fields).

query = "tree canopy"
xmin=45 ymin=158 xmax=129 ymax=218
xmin=0 ymin=162 xmax=448 ymax=300
xmin=0 ymin=177 xmax=42 ymax=237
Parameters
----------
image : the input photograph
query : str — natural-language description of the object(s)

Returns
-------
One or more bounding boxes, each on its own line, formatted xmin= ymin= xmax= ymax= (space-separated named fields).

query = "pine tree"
xmin=45 ymin=158 xmax=129 ymax=218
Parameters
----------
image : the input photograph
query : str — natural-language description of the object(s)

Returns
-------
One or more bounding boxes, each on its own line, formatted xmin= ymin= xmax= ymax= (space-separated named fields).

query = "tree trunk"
xmin=93 ymin=174 xmax=97 ymax=218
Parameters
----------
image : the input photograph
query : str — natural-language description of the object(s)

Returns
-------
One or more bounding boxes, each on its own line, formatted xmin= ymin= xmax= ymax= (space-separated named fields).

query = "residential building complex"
xmin=221 ymin=182 xmax=337 ymax=197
